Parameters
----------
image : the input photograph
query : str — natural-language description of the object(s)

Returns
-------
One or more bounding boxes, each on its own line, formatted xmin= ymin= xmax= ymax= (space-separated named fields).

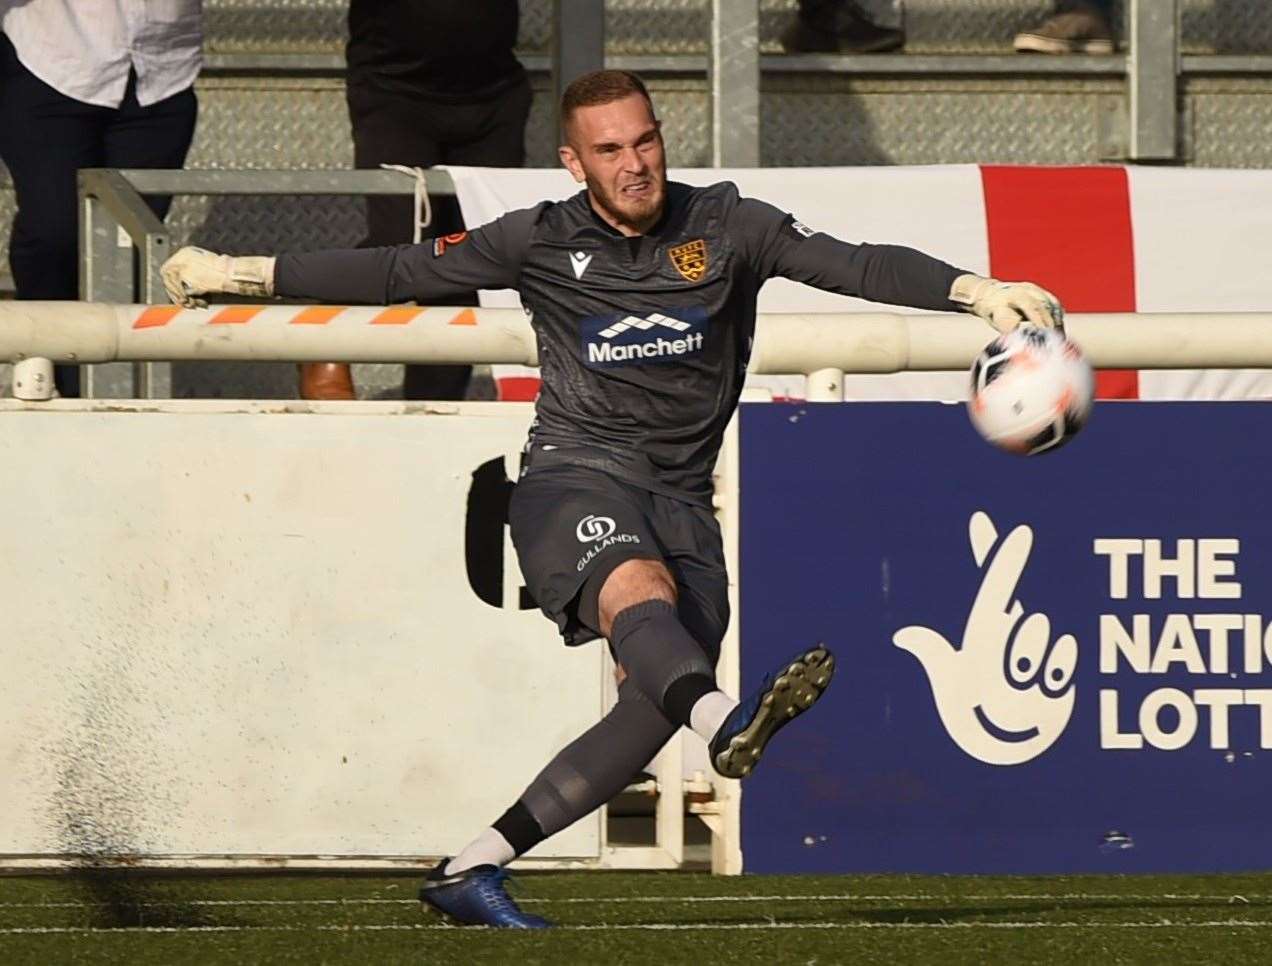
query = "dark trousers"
xmin=346 ymin=76 xmax=532 ymax=400
xmin=0 ymin=33 xmax=197 ymax=397
xmin=1059 ymin=0 xmax=1112 ymax=12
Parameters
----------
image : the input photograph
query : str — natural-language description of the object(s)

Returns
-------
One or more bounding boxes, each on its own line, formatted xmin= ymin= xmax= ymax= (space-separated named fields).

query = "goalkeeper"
xmin=162 ymin=69 xmax=1062 ymax=929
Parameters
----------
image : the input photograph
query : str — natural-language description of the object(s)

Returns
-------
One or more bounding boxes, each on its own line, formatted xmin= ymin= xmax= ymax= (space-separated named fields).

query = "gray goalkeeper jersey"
xmin=275 ymin=181 xmax=966 ymax=505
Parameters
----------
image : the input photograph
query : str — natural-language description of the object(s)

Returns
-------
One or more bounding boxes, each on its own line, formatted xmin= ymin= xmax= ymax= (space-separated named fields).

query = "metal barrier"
xmin=78 ymin=168 xmax=457 ymax=399
xmin=0 ymin=395 xmax=710 ymax=873
xmin=7 ymin=301 xmax=1272 ymax=403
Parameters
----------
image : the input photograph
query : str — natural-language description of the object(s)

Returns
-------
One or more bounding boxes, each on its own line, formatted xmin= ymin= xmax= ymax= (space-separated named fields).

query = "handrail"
xmin=77 ymin=167 xmax=457 ymax=398
xmin=104 ymin=168 xmax=453 ymax=197
xmin=4 ymin=302 xmax=1270 ymax=399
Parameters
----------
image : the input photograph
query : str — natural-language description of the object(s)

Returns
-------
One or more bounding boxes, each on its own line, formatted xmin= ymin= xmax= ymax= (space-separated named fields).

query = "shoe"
xmin=1014 ymin=6 xmax=1115 ymax=55
xmin=780 ymin=0 xmax=905 ymax=54
xmin=419 ymin=860 xmax=551 ymax=928
xmin=299 ymin=362 xmax=356 ymax=400
xmin=709 ymin=645 xmax=835 ymax=779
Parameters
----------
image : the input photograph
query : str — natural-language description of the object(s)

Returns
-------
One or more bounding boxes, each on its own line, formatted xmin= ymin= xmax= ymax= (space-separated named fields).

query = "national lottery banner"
xmin=738 ymin=401 xmax=1272 ymax=874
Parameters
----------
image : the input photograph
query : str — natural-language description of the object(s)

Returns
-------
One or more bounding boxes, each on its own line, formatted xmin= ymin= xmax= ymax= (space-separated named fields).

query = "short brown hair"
xmin=560 ymin=70 xmax=654 ymax=133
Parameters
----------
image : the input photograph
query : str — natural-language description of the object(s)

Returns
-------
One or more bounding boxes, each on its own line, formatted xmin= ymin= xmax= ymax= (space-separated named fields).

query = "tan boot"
xmin=299 ymin=362 xmax=356 ymax=401
xmin=1014 ymin=4 xmax=1115 ymax=55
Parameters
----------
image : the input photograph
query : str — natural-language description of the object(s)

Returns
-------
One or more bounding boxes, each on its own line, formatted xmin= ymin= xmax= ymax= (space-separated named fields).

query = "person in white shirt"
xmin=0 ymin=1 xmax=202 ymax=397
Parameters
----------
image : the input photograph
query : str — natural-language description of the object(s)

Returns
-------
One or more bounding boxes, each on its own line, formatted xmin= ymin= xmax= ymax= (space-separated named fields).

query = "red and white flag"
xmin=444 ymin=164 xmax=1272 ymax=402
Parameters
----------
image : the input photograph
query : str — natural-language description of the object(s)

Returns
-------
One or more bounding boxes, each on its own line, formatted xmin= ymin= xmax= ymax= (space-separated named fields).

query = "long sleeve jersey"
xmin=275 ymin=181 xmax=967 ymax=505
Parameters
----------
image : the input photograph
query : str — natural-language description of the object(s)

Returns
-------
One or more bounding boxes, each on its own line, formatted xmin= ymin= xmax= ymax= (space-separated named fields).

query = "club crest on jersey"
xmin=432 ymin=231 xmax=468 ymax=257
xmin=580 ymin=306 xmax=709 ymax=369
xmin=668 ymin=239 xmax=708 ymax=282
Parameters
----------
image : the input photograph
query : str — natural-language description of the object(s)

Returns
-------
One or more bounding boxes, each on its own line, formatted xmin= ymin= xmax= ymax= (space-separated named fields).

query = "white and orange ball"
xmin=967 ymin=325 xmax=1095 ymax=455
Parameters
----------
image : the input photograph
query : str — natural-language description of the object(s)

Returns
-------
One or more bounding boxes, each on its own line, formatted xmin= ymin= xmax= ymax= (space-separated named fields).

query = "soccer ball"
xmin=967 ymin=325 xmax=1095 ymax=455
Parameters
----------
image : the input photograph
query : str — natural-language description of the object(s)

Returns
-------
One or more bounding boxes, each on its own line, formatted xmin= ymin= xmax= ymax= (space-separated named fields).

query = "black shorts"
xmin=509 ymin=464 xmax=730 ymax=653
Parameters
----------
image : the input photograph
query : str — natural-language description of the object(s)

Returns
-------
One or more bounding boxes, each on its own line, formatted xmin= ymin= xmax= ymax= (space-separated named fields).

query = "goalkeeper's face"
xmin=560 ymin=93 xmax=667 ymax=237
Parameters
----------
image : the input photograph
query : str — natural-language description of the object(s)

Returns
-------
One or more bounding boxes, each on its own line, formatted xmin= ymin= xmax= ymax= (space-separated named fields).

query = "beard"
xmin=586 ymin=172 xmax=666 ymax=233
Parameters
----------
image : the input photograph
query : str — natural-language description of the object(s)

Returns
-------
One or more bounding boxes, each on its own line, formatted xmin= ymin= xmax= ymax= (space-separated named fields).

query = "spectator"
xmin=0 ymin=1 xmax=201 ymax=398
xmin=780 ymin=0 xmax=905 ymax=54
xmin=301 ymin=0 xmax=531 ymax=402
xmin=1015 ymin=1 xmax=1115 ymax=54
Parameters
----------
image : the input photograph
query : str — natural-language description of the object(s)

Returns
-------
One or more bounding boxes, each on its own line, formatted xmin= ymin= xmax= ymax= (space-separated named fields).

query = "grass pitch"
xmin=1 ymin=869 xmax=1270 ymax=964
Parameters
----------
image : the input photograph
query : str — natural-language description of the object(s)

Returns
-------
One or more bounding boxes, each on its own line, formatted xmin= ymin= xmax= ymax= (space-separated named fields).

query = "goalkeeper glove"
xmin=949 ymin=273 xmax=1064 ymax=334
xmin=160 ymin=246 xmax=276 ymax=308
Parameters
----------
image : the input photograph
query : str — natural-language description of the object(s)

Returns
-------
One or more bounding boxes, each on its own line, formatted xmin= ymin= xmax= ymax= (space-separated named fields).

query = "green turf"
xmin=1 ymin=870 xmax=1270 ymax=965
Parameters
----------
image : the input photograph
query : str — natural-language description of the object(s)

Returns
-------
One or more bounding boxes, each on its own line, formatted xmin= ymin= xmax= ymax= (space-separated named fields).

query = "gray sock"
xmin=520 ymin=678 xmax=678 ymax=838
xmin=609 ymin=599 xmax=716 ymax=726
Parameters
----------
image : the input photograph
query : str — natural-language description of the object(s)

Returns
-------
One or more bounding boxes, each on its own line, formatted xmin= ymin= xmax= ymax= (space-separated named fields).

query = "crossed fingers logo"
xmin=893 ymin=511 xmax=1078 ymax=766
xmin=576 ymin=514 xmax=616 ymax=543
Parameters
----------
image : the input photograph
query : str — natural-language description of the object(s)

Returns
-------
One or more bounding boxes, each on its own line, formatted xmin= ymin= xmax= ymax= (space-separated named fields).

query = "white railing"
xmin=4 ymin=301 xmax=1272 ymax=402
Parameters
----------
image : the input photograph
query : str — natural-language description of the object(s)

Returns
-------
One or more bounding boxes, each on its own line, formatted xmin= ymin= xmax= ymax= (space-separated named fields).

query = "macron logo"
xmin=570 ymin=251 xmax=593 ymax=279
xmin=587 ymin=313 xmax=703 ymax=365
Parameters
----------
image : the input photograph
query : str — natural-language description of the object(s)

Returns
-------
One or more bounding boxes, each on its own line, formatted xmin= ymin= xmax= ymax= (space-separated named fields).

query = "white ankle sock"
xmin=444 ymin=827 xmax=516 ymax=876
xmin=689 ymin=690 xmax=739 ymax=743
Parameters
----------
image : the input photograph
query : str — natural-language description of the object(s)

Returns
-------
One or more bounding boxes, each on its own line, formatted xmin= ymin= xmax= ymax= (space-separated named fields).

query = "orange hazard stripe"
xmin=133 ymin=306 xmax=182 ymax=329
xmin=291 ymin=306 xmax=346 ymax=325
xmin=449 ymin=308 xmax=477 ymax=326
xmin=209 ymin=306 xmax=265 ymax=325
xmin=370 ymin=306 xmax=423 ymax=326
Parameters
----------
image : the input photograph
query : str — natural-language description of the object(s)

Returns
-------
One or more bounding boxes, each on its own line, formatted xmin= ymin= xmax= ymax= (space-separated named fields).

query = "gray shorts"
xmin=509 ymin=463 xmax=729 ymax=654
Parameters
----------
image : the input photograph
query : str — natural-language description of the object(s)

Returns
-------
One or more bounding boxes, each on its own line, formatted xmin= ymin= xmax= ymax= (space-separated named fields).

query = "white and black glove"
xmin=949 ymin=273 xmax=1064 ymax=334
xmin=160 ymin=246 xmax=276 ymax=309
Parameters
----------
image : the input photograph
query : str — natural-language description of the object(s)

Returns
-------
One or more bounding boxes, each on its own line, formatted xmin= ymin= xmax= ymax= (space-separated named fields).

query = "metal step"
xmin=196 ymin=1 xmax=1272 ymax=58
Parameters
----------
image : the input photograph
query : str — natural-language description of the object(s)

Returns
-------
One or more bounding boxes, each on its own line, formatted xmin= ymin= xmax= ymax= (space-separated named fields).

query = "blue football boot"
xmin=709 ymin=645 xmax=835 ymax=779
xmin=419 ymin=860 xmax=551 ymax=928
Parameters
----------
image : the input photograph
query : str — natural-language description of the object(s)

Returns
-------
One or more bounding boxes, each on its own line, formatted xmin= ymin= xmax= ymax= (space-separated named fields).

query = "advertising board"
xmin=739 ymin=401 xmax=1272 ymax=873
xmin=0 ymin=401 xmax=602 ymax=862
